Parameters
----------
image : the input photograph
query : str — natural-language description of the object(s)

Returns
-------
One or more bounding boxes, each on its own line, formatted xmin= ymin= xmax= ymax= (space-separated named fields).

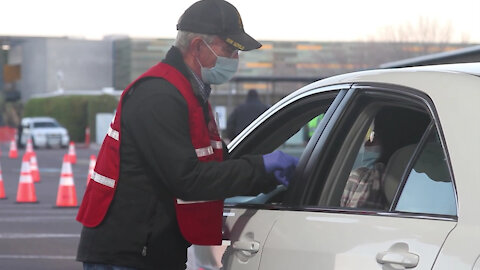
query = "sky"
xmin=1 ymin=0 xmax=480 ymax=43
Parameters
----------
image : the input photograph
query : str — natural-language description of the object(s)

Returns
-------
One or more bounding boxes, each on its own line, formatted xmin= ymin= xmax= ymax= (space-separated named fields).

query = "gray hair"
xmin=174 ymin=31 xmax=216 ymax=53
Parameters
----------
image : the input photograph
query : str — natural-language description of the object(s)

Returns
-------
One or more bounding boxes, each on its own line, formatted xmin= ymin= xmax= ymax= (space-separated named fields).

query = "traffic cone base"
xmin=0 ymin=181 xmax=6 ymax=199
xmin=16 ymin=183 xmax=37 ymax=203
xmin=56 ymin=185 xmax=78 ymax=207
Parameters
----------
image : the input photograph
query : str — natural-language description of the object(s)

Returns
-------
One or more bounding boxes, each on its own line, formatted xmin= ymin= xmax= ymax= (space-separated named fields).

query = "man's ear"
xmin=189 ymin=37 xmax=203 ymax=58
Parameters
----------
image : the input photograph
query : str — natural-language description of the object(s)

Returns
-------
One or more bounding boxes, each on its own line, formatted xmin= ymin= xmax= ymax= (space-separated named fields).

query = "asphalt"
xmin=0 ymin=143 xmax=98 ymax=270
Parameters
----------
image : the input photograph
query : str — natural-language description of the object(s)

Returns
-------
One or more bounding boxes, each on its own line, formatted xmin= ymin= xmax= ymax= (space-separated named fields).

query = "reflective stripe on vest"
xmin=91 ymin=171 xmax=116 ymax=188
xmin=195 ymin=146 xmax=214 ymax=157
xmin=211 ymin=140 xmax=222 ymax=149
xmin=107 ymin=126 xmax=119 ymax=141
xmin=176 ymin=199 xmax=208 ymax=204
xmin=196 ymin=141 xmax=221 ymax=157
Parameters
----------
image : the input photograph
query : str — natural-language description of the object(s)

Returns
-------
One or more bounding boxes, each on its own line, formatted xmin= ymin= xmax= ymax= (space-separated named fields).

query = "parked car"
xmin=188 ymin=63 xmax=480 ymax=270
xmin=19 ymin=117 xmax=69 ymax=148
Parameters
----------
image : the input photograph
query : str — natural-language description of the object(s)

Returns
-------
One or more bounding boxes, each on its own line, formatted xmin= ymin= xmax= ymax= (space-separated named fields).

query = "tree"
xmin=363 ymin=16 xmax=472 ymax=63
xmin=372 ymin=16 xmax=470 ymax=44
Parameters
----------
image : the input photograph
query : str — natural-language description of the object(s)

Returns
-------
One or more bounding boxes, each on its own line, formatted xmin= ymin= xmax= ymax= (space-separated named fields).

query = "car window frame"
xmin=225 ymin=84 xmax=352 ymax=210
xmin=296 ymin=83 xmax=458 ymax=221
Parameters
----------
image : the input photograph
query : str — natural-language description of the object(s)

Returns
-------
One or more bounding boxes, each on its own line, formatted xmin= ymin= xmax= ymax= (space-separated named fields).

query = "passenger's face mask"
xmin=197 ymin=40 xmax=239 ymax=85
xmin=360 ymin=130 xmax=382 ymax=168
xmin=362 ymin=145 xmax=382 ymax=166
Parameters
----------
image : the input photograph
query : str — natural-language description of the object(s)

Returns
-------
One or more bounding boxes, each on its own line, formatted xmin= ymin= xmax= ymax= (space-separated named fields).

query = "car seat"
xmin=383 ymin=144 xmax=417 ymax=204
xmin=383 ymin=142 xmax=451 ymax=205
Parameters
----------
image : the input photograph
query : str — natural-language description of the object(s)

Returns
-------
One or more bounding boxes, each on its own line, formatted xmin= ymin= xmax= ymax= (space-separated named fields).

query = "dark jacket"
xmin=76 ymin=47 xmax=276 ymax=270
xmin=226 ymin=90 xmax=269 ymax=140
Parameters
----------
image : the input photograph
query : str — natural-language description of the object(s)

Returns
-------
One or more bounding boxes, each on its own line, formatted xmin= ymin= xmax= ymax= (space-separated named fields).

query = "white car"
xmin=19 ymin=117 xmax=70 ymax=148
xmin=188 ymin=63 xmax=480 ymax=270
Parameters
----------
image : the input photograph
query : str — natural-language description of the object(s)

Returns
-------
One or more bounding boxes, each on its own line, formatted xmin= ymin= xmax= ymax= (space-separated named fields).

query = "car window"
xmin=33 ymin=121 xmax=59 ymax=128
xmin=334 ymin=106 xmax=430 ymax=210
xmin=394 ymin=129 xmax=456 ymax=216
xmin=305 ymin=88 xmax=456 ymax=218
xmin=225 ymin=88 xmax=343 ymax=206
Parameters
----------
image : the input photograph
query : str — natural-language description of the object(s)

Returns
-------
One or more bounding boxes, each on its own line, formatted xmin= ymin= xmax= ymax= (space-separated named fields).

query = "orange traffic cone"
xmin=86 ymin=155 xmax=96 ymax=185
xmin=16 ymin=154 xmax=37 ymax=203
xmin=25 ymin=138 xmax=35 ymax=158
xmin=30 ymin=152 xmax=41 ymax=183
xmin=56 ymin=154 xmax=77 ymax=207
xmin=0 ymin=162 xmax=6 ymax=199
xmin=68 ymin=142 xmax=77 ymax=164
xmin=84 ymin=127 xmax=91 ymax=148
xmin=8 ymin=139 xmax=18 ymax=159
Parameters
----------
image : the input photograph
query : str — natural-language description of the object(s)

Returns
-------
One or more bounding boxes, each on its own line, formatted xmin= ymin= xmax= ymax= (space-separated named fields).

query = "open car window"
xmin=225 ymin=87 xmax=346 ymax=206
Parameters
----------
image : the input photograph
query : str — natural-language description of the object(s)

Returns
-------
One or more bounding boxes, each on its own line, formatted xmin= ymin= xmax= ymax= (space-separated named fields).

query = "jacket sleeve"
xmin=121 ymin=78 xmax=276 ymax=201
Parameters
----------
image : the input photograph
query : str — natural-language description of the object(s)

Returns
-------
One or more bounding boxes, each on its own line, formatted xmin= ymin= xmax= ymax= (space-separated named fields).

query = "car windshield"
xmin=33 ymin=121 xmax=60 ymax=128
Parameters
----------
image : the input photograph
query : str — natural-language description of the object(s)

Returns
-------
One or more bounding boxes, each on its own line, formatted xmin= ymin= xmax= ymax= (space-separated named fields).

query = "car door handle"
xmin=232 ymin=240 xmax=260 ymax=253
xmin=376 ymin=250 xmax=419 ymax=268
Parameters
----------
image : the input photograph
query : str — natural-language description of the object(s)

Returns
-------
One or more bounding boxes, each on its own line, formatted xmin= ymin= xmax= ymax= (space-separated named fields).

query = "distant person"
xmin=17 ymin=123 xmax=23 ymax=147
xmin=226 ymin=89 xmax=269 ymax=140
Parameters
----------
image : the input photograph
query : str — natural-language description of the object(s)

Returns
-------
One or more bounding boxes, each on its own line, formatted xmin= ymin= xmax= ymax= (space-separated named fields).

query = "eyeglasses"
xmin=223 ymin=44 xmax=239 ymax=57
xmin=213 ymin=39 xmax=239 ymax=57
xmin=203 ymin=38 xmax=239 ymax=58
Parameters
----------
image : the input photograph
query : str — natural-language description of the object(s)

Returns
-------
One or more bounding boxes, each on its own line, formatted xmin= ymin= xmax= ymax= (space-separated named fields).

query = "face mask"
xmin=197 ymin=40 xmax=239 ymax=85
xmin=362 ymin=145 xmax=382 ymax=167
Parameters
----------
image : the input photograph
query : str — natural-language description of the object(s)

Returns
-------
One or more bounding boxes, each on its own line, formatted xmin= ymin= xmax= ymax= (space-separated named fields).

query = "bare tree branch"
xmin=373 ymin=16 xmax=469 ymax=44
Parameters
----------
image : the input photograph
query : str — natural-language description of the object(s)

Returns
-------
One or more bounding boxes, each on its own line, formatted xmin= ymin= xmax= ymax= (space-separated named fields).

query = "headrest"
xmin=383 ymin=144 xmax=417 ymax=204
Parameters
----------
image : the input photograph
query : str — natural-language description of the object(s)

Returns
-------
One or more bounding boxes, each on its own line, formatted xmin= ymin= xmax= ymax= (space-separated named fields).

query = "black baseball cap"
xmin=177 ymin=0 xmax=262 ymax=51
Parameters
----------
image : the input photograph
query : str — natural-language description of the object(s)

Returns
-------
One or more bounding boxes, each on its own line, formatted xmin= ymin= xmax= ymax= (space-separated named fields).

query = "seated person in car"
xmin=340 ymin=107 xmax=430 ymax=209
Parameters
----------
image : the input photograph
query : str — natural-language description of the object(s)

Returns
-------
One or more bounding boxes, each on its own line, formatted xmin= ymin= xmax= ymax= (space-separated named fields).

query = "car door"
xmin=258 ymin=85 xmax=458 ymax=269
xmin=187 ymin=85 xmax=351 ymax=270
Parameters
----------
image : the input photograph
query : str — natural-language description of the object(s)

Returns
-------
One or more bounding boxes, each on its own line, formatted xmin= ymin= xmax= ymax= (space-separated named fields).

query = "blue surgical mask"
xmin=197 ymin=40 xmax=239 ymax=85
xmin=362 ymin=145 xmax=382 ymax=168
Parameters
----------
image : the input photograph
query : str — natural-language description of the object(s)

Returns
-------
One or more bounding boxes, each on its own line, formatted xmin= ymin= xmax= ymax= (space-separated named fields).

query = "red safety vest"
xmin=76 ymin=62 xmax=224 ymax=245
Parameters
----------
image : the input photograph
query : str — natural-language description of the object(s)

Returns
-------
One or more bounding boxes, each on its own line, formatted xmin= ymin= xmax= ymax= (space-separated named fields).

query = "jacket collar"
xmin=163 ymin=46 xmax=210 ymax=104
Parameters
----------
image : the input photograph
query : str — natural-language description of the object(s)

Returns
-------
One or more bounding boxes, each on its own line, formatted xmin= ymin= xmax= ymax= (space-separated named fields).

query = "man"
xmin=226 ymin=89 xmax=269 ymax=140
xmin=76 ymin=0 xmax=298 ymax=269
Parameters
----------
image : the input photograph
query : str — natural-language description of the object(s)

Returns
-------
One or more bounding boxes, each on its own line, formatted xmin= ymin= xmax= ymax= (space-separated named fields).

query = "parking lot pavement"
xmin=0 ymin=144 xmax=98 ymax=270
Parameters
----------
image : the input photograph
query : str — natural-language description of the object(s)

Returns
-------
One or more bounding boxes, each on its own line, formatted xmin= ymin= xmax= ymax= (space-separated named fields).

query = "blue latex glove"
xmin=263 ymin=150 xmax=299 ymax=186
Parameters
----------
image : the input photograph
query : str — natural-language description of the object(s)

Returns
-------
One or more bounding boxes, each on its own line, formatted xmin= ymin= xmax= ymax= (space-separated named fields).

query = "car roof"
xmin=290 ymin=62 xmax=480 ymax=216
xmin=303 ymin=62 xmax=480 ymax=92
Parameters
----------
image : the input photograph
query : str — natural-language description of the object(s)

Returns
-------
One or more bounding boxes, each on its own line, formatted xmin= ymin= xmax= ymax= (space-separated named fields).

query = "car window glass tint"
xmin=395 ymin=129 xmax=456 ymax=216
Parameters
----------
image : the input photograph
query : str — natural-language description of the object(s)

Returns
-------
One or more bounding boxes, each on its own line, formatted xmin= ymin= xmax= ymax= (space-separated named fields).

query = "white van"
xmin=19 ymin=117 xmax=70 ymax=148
